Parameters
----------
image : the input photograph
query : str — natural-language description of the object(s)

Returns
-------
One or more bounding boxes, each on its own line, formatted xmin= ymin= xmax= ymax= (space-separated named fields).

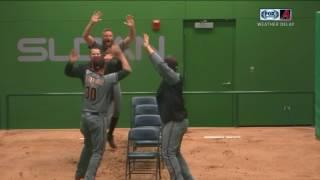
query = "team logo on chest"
xmin=86 ymin=76 xmax=104 ymax=86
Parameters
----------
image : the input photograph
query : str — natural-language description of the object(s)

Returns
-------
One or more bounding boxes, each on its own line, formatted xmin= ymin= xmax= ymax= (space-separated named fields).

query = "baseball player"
xmin=143 ymin=33 xmax=194 ymax=180
xmin=69 ymin=47 xmax=131 ymax=180
xmin=82 ymin=11 xmax=136 ymax=148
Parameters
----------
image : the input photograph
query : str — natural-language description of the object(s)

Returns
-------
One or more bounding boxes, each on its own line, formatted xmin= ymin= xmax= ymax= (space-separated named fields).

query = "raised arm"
xmin=113 ymin=46 xmax=132 ymax=81
xmin=82 ymin=11 xmax=102 ymax=47
xmin=143 ymin=33 xmax=179 ymax=84
xmin=64 ymin=49 xmax=87 ymax=81
xmin=121 ymin=15 xmax=136 ymax=48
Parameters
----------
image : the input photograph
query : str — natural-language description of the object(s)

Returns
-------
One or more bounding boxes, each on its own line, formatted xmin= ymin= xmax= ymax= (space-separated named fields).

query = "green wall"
xmin=0 ymin=1 xmax=318 ymax=129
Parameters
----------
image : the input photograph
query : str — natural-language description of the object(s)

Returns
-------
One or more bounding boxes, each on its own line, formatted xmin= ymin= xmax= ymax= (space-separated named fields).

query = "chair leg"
xmin=159 ymin=145 xmax=165 ymax=169
xmin=158 ymin=157 xmax=161 ymax=180
xmin=159 ymin=152 xmax=165 ymax=169
xmin=129 ymin=160 xmax=132 ymax=180
xmin=154 ymin=157 xmax=159 ymax=180
xmin=125 ymin=158 xmax=129 ymax=180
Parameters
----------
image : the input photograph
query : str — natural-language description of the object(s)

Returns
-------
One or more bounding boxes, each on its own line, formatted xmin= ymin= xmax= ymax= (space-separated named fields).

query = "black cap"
xmin=164 ymin=56 xmax=178 ymax=71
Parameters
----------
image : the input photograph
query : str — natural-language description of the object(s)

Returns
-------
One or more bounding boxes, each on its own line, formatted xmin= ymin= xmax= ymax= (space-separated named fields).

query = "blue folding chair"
xmin=133 ymin=113 xmax=164 ymax=169
xmin=125 ymin=127 xmax=161 ymax=180
xmin=133 ymin=114 xmax=162 ymax=147
xmin=132 ymin=104 xmax=159 ymax=127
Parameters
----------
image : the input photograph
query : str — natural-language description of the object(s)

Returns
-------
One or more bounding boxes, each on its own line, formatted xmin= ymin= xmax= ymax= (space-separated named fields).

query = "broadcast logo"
xmin=260 ymin=9 xmax=292 ymax=21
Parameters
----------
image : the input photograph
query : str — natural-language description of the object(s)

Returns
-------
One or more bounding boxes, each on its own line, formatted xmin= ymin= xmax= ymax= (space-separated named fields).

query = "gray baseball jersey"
xmin=82 ymin=69 xmax=117 ymax=114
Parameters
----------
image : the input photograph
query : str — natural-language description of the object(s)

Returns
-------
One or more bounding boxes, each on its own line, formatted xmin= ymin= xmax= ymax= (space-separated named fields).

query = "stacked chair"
xmin=125 ymin=96 xmax=162 ymax=180
xmin=134 ymin=115 xmax=161 ymax=128
xmin=131 ymin=96 xmax=158 ymax=127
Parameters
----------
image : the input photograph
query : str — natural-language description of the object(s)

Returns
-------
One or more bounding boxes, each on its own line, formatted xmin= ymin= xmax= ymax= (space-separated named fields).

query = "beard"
xmin=103 ymin=39 xmax=114 ymax=49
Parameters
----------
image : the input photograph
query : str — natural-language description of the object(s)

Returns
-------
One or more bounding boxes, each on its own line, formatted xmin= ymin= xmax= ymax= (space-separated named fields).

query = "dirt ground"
xmin=0 ymin=127 xmax=320 ymax=180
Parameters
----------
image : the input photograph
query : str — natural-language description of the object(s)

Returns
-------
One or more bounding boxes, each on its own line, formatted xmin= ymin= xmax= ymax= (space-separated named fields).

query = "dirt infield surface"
xmin=0 ymin=127 xmax=319 ymax=180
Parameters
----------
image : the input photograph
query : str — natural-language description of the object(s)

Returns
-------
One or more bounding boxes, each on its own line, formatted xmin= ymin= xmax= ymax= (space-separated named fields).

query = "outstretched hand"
xmin=143 ymin=33 xmax=155 ymax=54
xmin=69 ymin=49 xmax=79 ymax=63
xmin=90 ymin=11 xmax=102 ymax=24
xmin=143 ymin=33 xmax=150 ymax=48
xmin=124 ymin=15 xmax=135 ymax=28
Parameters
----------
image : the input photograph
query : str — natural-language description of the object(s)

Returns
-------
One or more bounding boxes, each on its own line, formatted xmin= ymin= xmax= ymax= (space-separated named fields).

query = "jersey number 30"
xmin=85 ymin=87 xmax=96 ymax=101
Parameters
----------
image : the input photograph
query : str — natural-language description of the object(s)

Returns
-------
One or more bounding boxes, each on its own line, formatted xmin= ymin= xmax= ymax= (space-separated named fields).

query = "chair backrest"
xmin=128 ymin=127 xmax=160 ymax=141
xmin=134 ymin=115 xmax=162 ymax=127
xmin=135 ymin=104 xmax=159 ymax=115
xmin=132 ymin=96 xmax=157 ymax=108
